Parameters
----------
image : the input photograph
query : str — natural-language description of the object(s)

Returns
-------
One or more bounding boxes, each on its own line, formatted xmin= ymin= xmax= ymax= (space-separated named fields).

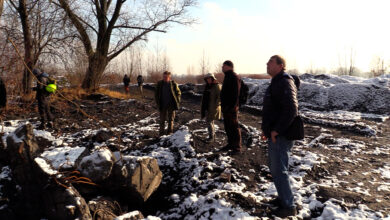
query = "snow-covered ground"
xmin=1 ymin=112 xmax=389 ymax=219
xmin=245 ymin=73 xmax=390 ymax=114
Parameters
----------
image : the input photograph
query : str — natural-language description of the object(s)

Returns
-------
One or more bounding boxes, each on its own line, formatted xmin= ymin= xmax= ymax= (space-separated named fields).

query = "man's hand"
xmin=260 ymin=133 xmax=267 ymax=141
xmin=271 ymin=131 xmax=279 ymax=143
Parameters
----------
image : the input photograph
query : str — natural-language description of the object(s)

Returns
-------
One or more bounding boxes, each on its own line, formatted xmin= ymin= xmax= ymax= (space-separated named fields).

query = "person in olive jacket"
xmin=261 ymin=55 xmax=299 ymax=218
xmin=155 ymin=71 xmax=181 ymax=136
xmin=220 ymin=60 xmax=242 ymax=154
xmin=201 ymin=73 xmax=221 ymax=143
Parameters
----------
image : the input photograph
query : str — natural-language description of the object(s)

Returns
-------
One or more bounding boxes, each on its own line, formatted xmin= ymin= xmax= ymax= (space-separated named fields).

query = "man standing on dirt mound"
xmin=155 ymin=71 xmax=181 ymax=136
xmin=33 ymin=69 xmax=54 ymax=130
xmin=261 ymin=55 xmax=303 ymax=217
xmin=220 ymin=60 xmax=242 ymax=154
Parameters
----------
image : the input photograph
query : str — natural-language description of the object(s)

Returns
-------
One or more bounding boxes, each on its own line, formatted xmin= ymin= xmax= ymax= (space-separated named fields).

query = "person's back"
xmin=36 ymin=72 xmax=50 ymax=97
xmin=137 ymin=75 xmax=143 ymax=85
xmin=123 ymin=75 xmax=130 ymax=86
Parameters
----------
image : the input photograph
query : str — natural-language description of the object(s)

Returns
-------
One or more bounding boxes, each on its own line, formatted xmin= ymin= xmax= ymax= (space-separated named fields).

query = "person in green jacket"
xmin=201 ymin=73 xmax=221 ymax=143
xmin=155 ymin=71 xmax=181 ymax=136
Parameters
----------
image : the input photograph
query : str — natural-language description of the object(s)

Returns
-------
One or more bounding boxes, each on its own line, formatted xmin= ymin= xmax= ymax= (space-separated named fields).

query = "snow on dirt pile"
xmin=119 ymin=118 xmax=388 ymax=219
xmin=245 ymin=73 xmax=390 ymax=114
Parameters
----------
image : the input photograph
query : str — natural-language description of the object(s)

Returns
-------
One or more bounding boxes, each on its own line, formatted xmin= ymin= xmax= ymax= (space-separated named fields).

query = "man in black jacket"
xmin=261 ymin=55 xmax=298 ymax=217
xmin=123 ymin=74 xmax=130 ymax=94
xmin=220 ymin=60 xmax=241 ymax=154
xmin=0 ymin=76 xmax=6 ymax=112
xmin=33 ymin=69 xmax=54 ymax=129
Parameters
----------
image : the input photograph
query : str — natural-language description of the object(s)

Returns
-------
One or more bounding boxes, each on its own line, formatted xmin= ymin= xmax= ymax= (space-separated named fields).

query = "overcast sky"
xmin=146 ymin=0 xmax=390 ymax=75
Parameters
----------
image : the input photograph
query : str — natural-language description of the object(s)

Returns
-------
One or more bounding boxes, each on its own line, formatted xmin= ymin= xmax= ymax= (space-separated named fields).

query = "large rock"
xmin=78 ymin=147 xmax=116 ymax=182
xmin=40 ymin=183 xmax=92 ymax=220
xmin=5 ymin=124 xmax=45 ymax=218
xmin=111 ymin=155 xmax=163 ymax=202
xmin=4 ymin=124 xmax=92 ymax=220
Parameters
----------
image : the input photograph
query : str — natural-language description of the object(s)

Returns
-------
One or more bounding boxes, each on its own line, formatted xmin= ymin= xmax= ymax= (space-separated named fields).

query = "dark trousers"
xmin=223 ymin=111 xmax=241 ymax=149
xmin=37 ymin=95 xmax=53 ymax=123
xmin=159 ymin=106 xmax=175 ymax=135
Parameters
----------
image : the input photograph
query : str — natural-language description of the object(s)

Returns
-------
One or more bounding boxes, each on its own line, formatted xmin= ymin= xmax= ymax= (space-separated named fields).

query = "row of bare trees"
xmin=0 ymin=0 xmax=197 ymax=93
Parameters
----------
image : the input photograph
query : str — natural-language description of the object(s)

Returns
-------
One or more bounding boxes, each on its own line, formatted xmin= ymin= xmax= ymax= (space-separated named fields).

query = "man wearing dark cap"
xmin=33 ymin=69 xmax=54 ymax=129
xmin=220 ymin=60 xmax=242 ymax=154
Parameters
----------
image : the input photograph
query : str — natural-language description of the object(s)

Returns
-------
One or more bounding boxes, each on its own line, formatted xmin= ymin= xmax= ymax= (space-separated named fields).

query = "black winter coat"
xmin=261 ymin=72 xmax=299 ymax=138
xmin=123 ymin=76 xmax=130 ymax=86
xmin=0 ymin=77 xmax=6 ymax=108
xmin=220 ymin=70 xmax=241 ymax=113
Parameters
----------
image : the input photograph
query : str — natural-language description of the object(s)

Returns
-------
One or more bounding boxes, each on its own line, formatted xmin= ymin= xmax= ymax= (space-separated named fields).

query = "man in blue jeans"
xmin=261 ymin=55 xmax=299 ymax=217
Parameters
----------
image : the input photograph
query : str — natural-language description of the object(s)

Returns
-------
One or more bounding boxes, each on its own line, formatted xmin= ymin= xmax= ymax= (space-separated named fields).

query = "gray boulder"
xmin=111 ymin=155 xmax=163 ymax=202
xmin=77 ymin=147 xmax=116 ymax=182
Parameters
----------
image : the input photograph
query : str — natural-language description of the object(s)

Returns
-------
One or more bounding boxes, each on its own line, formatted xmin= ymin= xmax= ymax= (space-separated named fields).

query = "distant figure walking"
xmin=220 ymin=60 xmax=242 ymax=154
xmin=155 ymin=71 xmax=181 ymax=136
xmin=0 ymin=76 xmax=6 ymax=113
xmin=261 ymin=55 xmax=304 ymax=218
xmin=33 ymin=69 xmax=54 ymax=130
xmin=123 ymin=74 xmax=130 ymax=94
xmin=201 ymin=73 xmax=221 ymax=143
xmin=137 ymin=75 xmax=144 ymax=97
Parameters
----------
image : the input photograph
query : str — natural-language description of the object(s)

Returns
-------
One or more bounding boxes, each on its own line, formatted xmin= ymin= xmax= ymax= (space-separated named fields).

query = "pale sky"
xmin=147 ymin=0 xmax=390 ymax=75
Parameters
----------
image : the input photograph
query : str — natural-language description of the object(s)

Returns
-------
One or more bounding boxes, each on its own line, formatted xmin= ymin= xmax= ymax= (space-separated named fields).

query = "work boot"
xmin=272 ymin=207 xmax=297 ymax=218
xmin=227 ymin=147 xmax=242 ymax=156
xmin=267 ymin=197 xmax=281 ymax=207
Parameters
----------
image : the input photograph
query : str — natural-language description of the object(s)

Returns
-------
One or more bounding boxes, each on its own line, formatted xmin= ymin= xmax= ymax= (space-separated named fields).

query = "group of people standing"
xmin=123 ymin=74 xmax=144 ymax=97
xmin=154 ymin=55 xmax=303 ymax=217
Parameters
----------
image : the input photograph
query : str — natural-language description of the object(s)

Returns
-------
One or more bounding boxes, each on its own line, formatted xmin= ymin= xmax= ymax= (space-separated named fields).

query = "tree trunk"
xmin=0 ymin=0 xmax=4 ymax=17
xmin=81 ymin=53 xmax=108 ymax=91
xmin=19 ymin=0 xmax=34 ymax=94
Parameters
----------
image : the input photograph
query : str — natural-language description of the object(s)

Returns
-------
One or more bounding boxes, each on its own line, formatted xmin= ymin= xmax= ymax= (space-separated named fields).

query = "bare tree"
xmin=336 ymin=47 xmax=357 ymax=76
xmin=186 ymin=64 xmax=195 ymax=75
xmin=54 ymin=0 xmax=197 ymax=91
xmin=199 ymin=49 xmax=210 ymax=76
xmin=370 ymin=56 xmax=387 ymax=77
xmin=213 ymin=62 xmax=222 ymax=74
xmin=4 ymin=0 xmax=74 ymax=93
xmin=161 ymin=51 xmax=171 ymax=72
